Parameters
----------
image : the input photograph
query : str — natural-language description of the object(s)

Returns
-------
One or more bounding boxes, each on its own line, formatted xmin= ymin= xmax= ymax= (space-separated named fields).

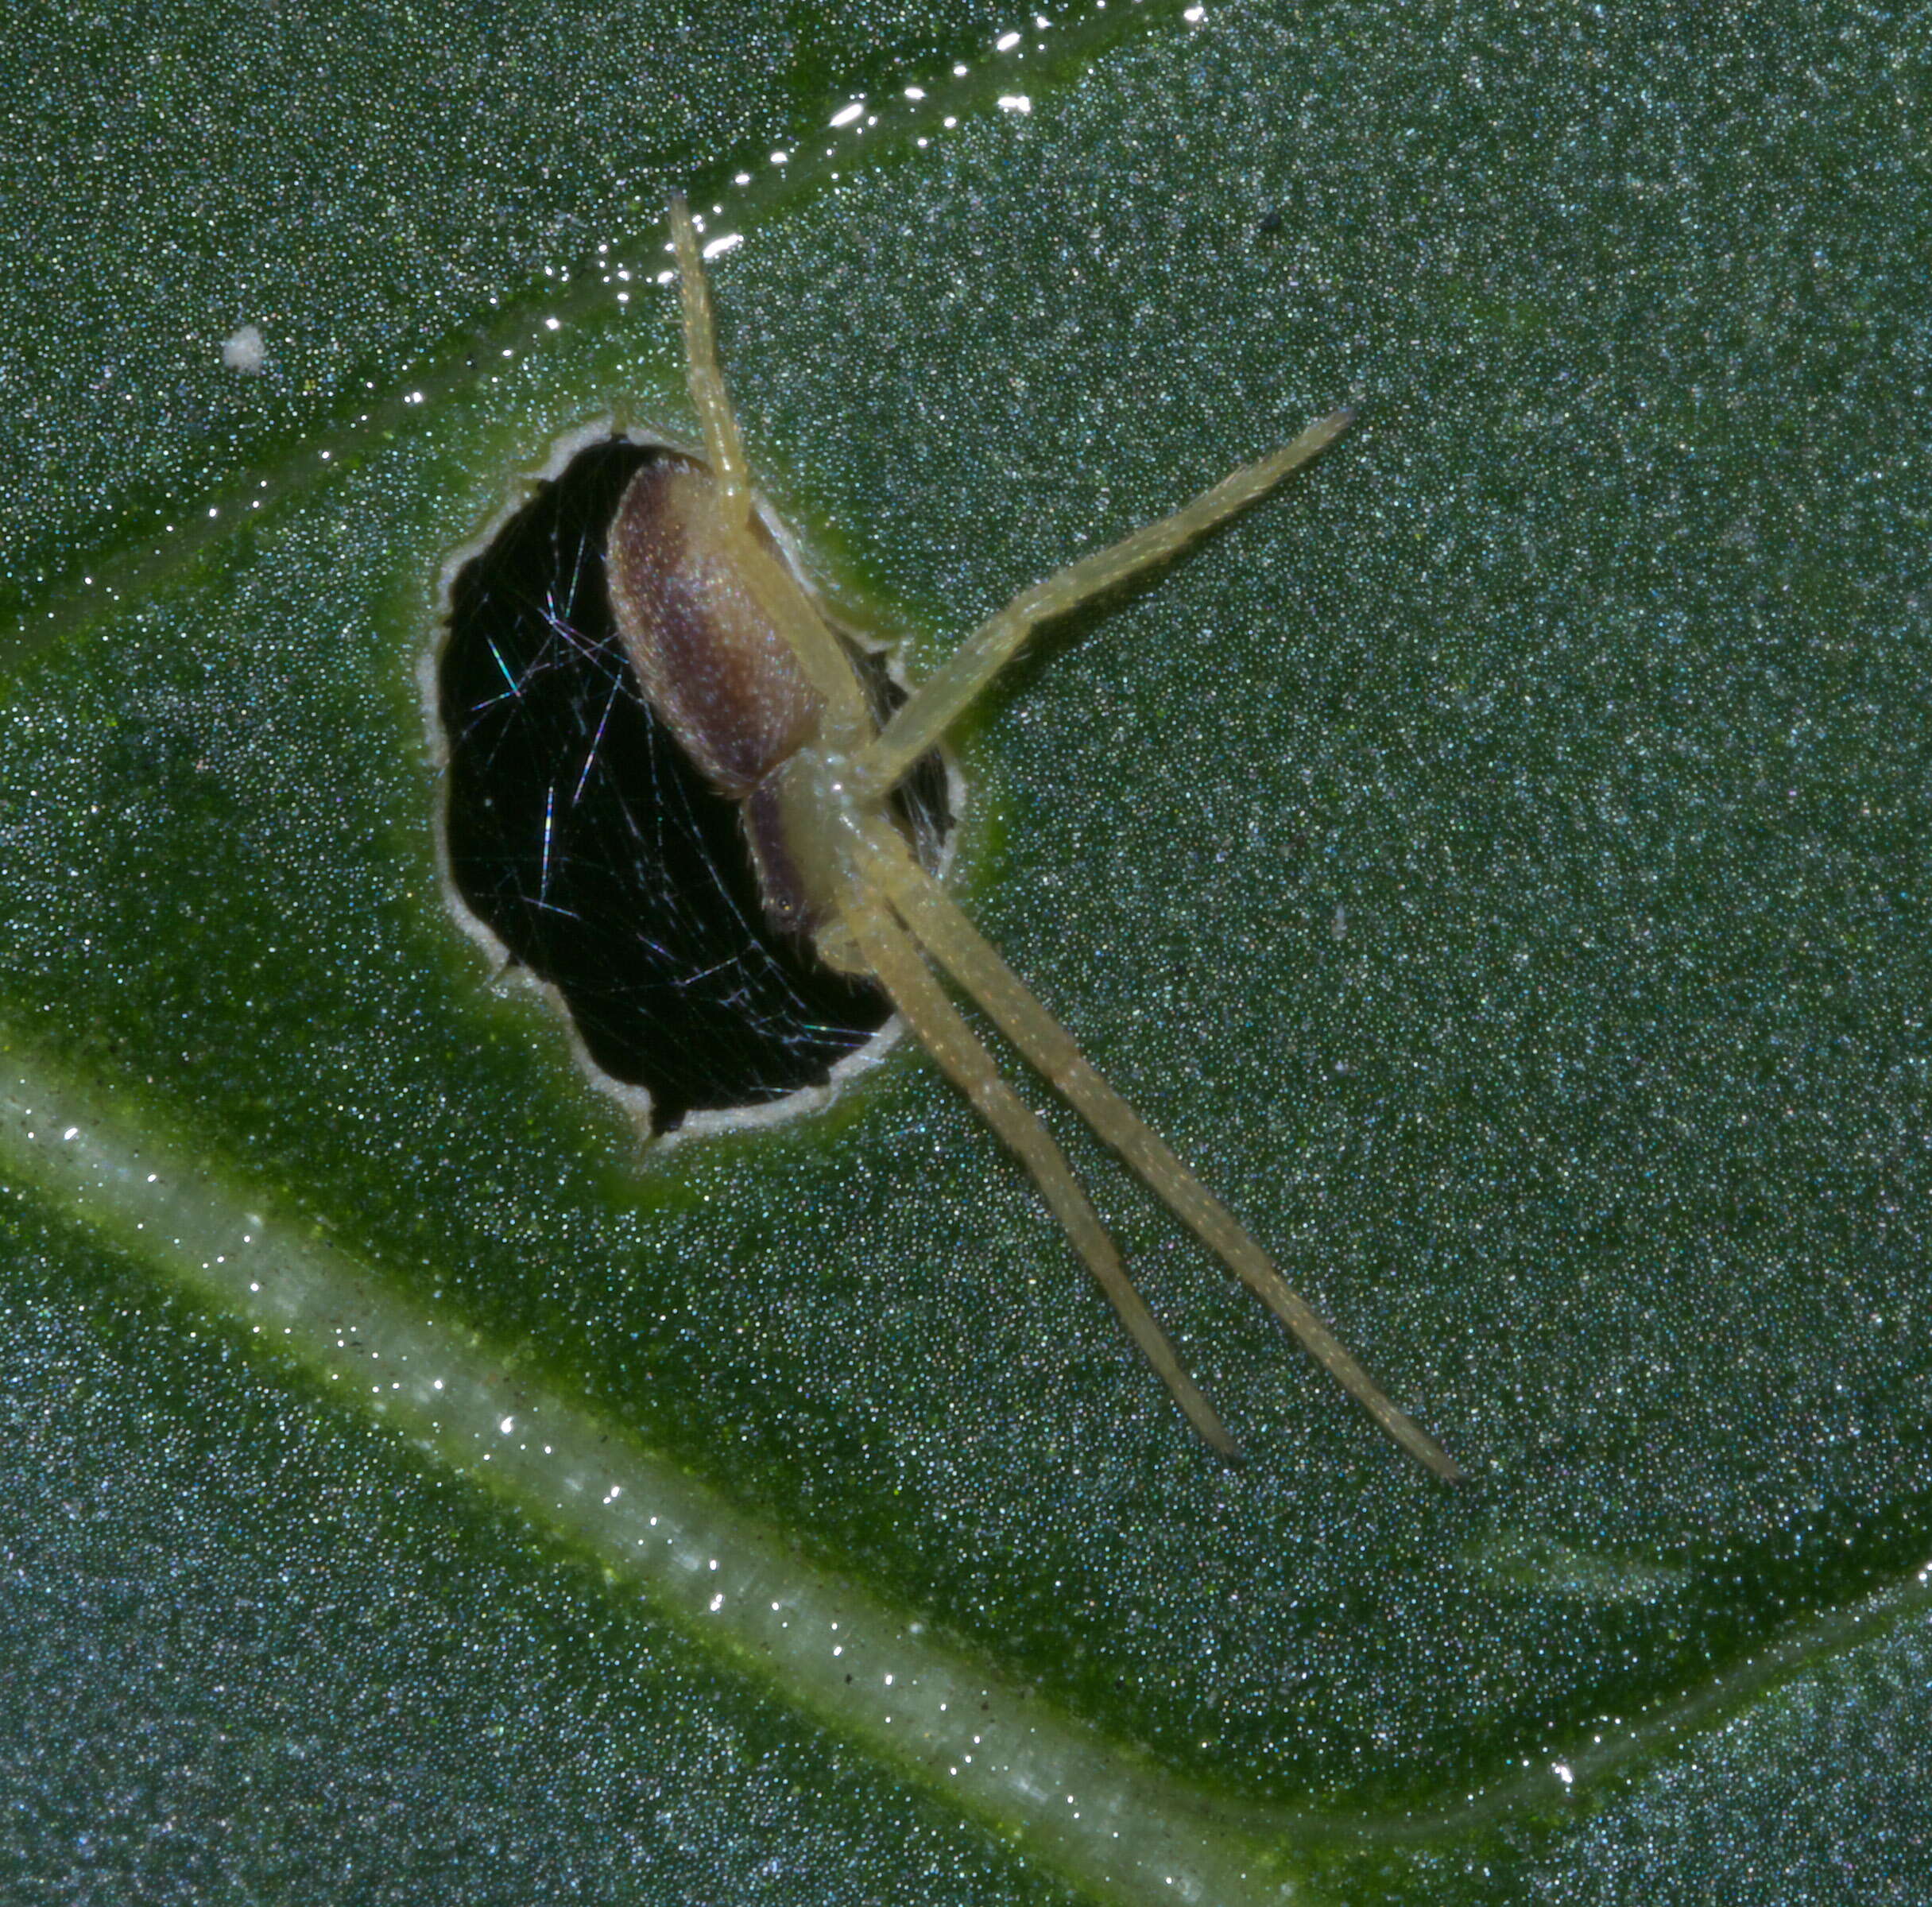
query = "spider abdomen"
xmin=606 ymin=455 xmax=823 ymax=797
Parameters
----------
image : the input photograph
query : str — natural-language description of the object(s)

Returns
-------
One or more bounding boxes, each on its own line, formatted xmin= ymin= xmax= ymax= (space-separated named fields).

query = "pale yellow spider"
xmin=608 ymin=196 xmax=1462 ymax=1479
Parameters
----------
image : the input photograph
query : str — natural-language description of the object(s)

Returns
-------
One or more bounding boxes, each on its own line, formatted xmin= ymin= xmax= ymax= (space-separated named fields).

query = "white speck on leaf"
xmin=219 ymin=324 xmax=266 ymax=373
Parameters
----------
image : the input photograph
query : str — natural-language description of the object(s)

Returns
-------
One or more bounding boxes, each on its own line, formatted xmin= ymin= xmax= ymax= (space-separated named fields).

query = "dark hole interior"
xmin=439 ymin=436 xmax=951 ymax=1134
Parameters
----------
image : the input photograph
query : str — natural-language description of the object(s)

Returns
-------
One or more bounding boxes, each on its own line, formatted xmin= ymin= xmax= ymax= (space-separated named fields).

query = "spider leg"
xmin=668 ymin=192 xmax=754 ymax=526
xmin=660 ymin=195 xmax=873 ymax=734
xmin=866 ymin=839 xmax=1464 ymax=1481
xmin=847 ymin=409 xmax=1354 ymax=799
xmin=839 ymin=882 xmax=1241 ymax=1457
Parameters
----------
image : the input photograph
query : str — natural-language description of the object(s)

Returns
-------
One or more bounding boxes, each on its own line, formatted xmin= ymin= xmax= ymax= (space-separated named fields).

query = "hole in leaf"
xmin=436 ymin=435 xmax=951 ymax=1138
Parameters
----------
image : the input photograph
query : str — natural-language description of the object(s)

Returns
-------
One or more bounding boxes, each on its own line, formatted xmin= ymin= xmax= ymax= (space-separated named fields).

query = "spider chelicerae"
xmin=606 ymin=195 xmax=1461 ymax=1478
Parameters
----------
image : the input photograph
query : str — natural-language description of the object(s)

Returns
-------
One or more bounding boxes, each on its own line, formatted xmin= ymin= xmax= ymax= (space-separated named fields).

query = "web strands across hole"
xmin=439 ymin=439 xmax=948 ymax=1132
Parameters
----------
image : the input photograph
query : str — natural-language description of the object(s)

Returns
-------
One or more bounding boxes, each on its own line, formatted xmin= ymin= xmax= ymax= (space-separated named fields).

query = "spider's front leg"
xmin=846 ymin=409 xmax=1355 ymax=800
xmin=834 ymin=864 xmax=1241 ymax=1455
xmin=856 ymin=835 xmax=1463 ymax=1481
xmin=668 ymin=192 xmax=752 ymax=521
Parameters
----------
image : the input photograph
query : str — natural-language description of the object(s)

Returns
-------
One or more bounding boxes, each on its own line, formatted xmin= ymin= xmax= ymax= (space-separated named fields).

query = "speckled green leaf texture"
xmin=4 ymin=3 xmax=1929 ymax=1902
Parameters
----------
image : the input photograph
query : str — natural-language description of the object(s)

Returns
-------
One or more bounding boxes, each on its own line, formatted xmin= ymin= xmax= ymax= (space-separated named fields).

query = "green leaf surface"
xmin=4 ymin=2 xmax=1929 ymax=1901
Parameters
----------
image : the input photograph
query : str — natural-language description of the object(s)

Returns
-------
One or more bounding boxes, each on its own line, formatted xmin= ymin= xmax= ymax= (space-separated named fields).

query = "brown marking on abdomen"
xmin=606 ymin=457 xmax=823 ymax=797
